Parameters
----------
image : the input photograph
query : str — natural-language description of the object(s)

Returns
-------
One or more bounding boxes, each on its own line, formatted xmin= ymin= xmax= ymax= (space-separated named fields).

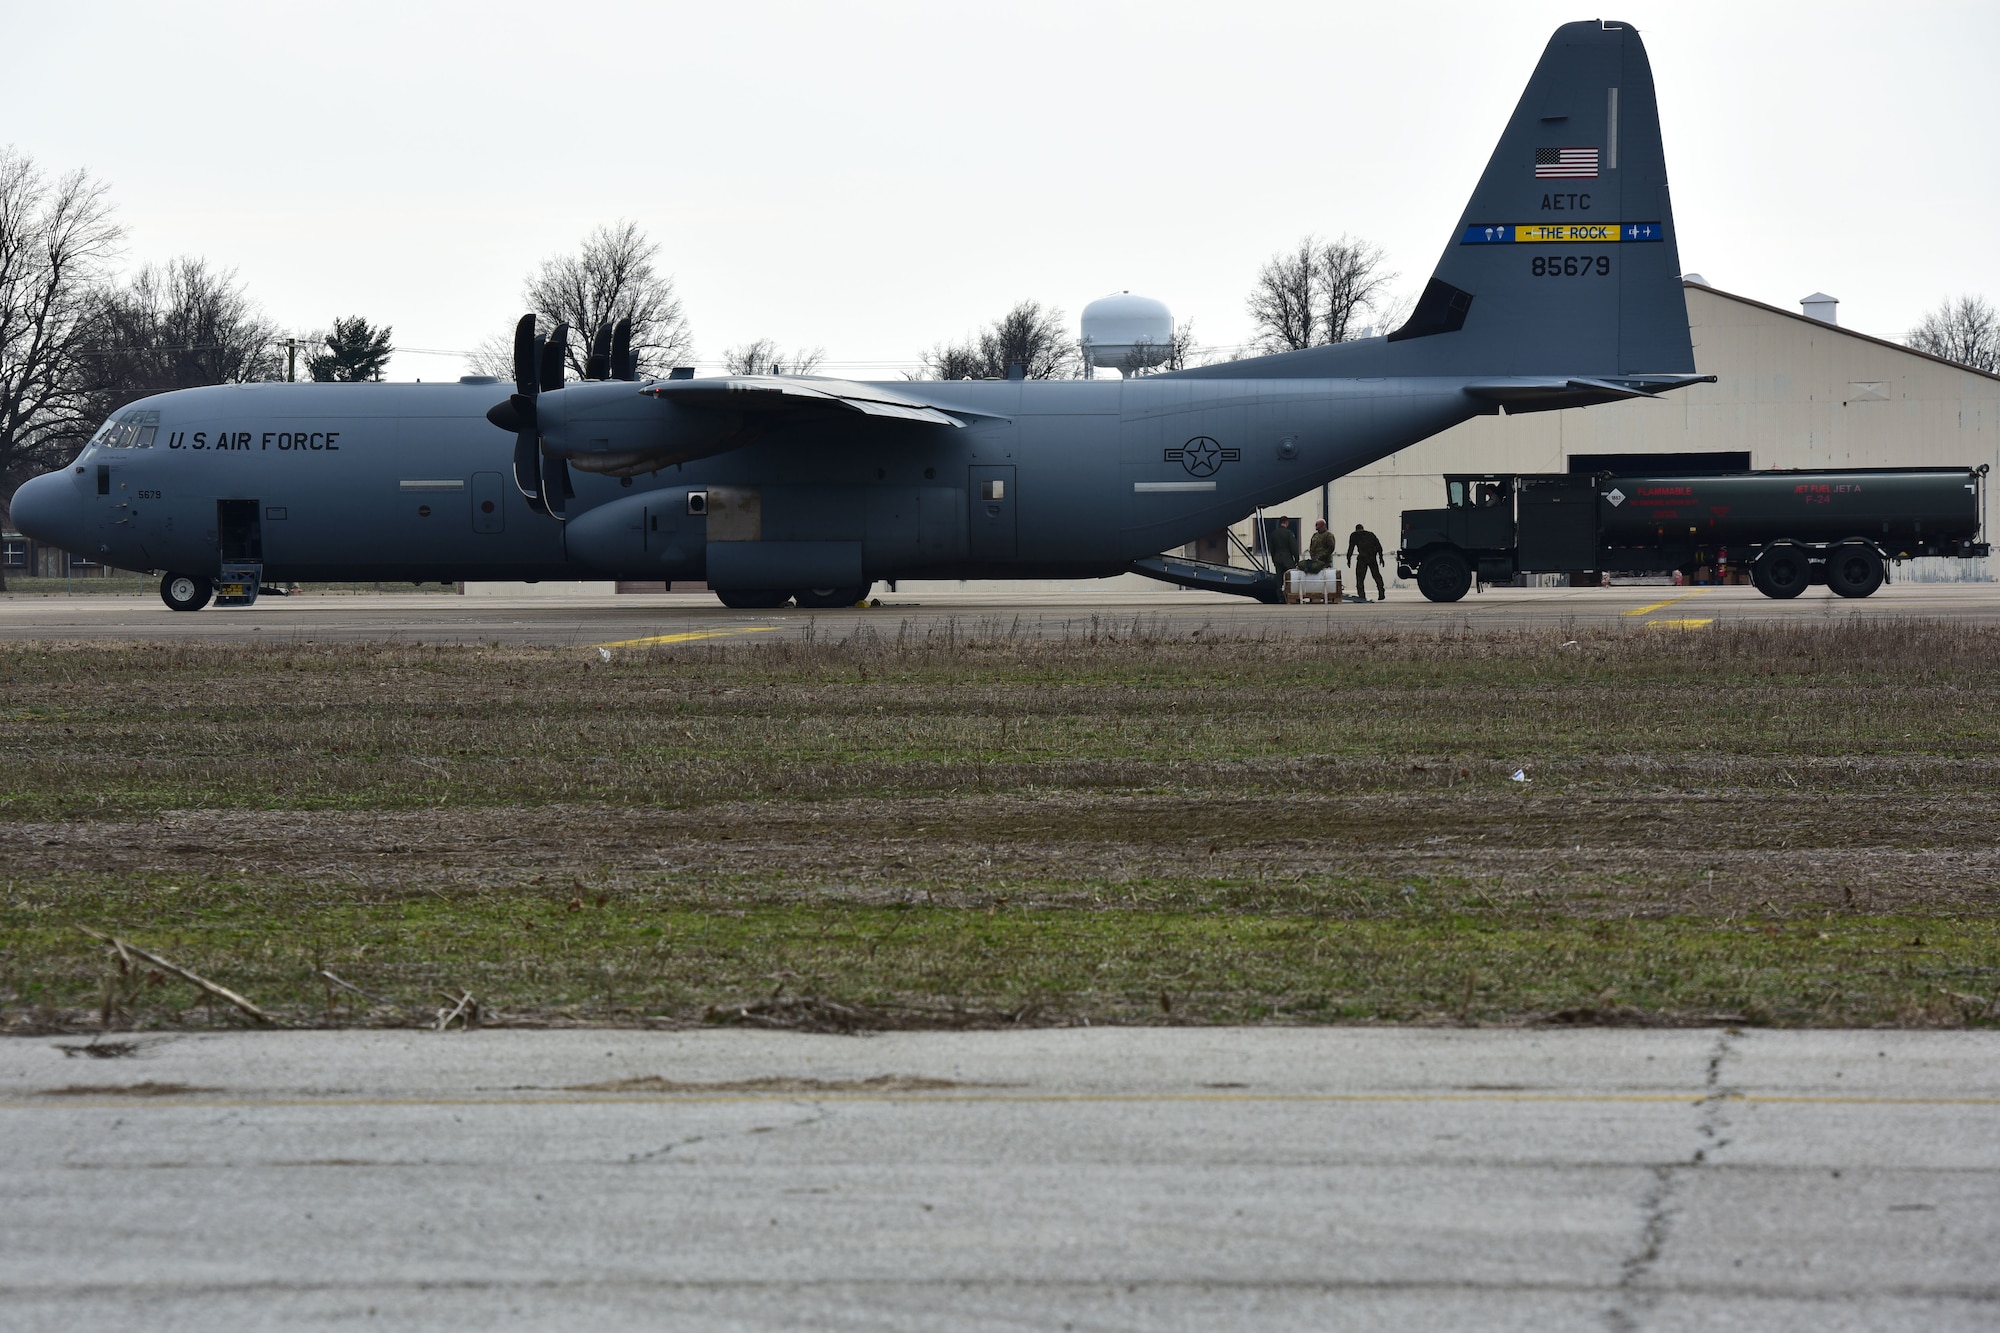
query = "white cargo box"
xmin=1284 ymin=569 xmax=1342 ymax=604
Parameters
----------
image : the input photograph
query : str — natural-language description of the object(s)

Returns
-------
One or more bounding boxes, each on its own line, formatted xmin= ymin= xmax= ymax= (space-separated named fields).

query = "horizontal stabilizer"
xmin=1464 ymin=373 xmax=1715 ymax=413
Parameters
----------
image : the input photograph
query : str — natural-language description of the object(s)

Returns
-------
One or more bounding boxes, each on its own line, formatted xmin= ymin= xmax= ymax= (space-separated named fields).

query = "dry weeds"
xmin=3 ymin=621 xmax=1997 ymax=1030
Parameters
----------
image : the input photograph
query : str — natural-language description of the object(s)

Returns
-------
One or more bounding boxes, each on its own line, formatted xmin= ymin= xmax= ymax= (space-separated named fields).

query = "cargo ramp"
xmin=1129 ymin=554 xmax=1285 ymax=603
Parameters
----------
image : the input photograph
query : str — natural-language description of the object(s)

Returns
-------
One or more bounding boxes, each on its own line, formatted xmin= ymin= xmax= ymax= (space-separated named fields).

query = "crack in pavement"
xmin=625 ymin=1101 xmax=835 ymax=1165
xmin=1603 ymin=1029 xmax=1740 ymax=1332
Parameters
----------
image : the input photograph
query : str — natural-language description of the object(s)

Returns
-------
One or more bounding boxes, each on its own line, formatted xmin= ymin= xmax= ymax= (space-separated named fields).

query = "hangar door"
xmin=1568 ymin=452 xmax=1751 ymax=477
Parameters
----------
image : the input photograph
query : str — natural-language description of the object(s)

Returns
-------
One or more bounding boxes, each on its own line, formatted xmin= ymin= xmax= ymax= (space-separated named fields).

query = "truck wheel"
xmin=160 ymin=573 xmax=213 ymax=612
xmin=1825 ymin=544 xmax=1884 ymax=598
xmin=714 ymin=588 xmax=791 ymax=609
xmin=1751 ymin=546 xmax=1810 ymax=599
xmin=1416 ymin=550 xmax=1472 ymax=603
xmin=793 ymin=585 xmax=870 ymax=609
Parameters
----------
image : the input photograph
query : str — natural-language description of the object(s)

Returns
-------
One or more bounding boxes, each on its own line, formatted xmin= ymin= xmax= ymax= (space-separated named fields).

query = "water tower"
xmin=1080 ymin=292 xmax=1174 ymax=376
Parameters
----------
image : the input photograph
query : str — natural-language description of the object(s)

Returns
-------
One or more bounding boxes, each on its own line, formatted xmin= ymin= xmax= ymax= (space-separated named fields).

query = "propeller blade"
xmin=501 ymin=314 xmax=553 ymax=514
xmin=512 ymin=314 xmax=538 ymax=396
xmin=586 ymin=324 xmax=613 ymax=380
xmin=513 ymin=431 xmax=543 ymax=503
xmin=610 ymin=318 xmax=634 ymax=381
xmin=539 ymin=449 xmax=571 ymax=518
xmin=540 ymin=323 xmax=569 ymax=393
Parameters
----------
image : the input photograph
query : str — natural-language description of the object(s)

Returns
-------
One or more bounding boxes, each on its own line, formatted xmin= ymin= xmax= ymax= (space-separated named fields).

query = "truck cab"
xmin=1397 ymin=472 xmax=1601 ymax=601
xmin=1396 ymin=474 xmax=1519 ymax=601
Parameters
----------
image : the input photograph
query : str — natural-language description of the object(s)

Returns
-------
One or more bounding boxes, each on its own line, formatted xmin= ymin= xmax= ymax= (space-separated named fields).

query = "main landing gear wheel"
xmin=713 ymin=588 xmax=791 ymax=609
xmin=160 ymin=572 xmax=213 ymax=612
xmin=792 ymin=585 xmax=870 ymax=609
xmin=1751 ymin=545 xmax=1810 ymax=599
xmin=1416 ymin=550 xmax=1472 ymax=603
xmin=1825 ymin=543 xmax=1884 ymax=598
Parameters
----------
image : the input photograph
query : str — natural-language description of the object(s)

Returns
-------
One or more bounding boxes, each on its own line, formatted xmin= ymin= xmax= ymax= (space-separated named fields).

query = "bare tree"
xmin=1246 ymin=239 xmax=1318 ymax=352
xmin=1315 ymin=236 xmax=1395 ymax=344
xmin=471 ymin=221 xmax=693 ymax=381
xmin=723 ymin=337 xmax=825 ymax=376
xmin=920 ymin=300 xmax=1080 ymax=380
xmin=1246 ymin=233 xmax=1395 ymax=353
xmin=1360 ymin=290 xmax=1415 ymax=340
xmin=1116 ymin=340 xmax=1163 ymax=377
xmin=83 ymin=257 xmax=281 ymax=406
xmin=917 ymin=340 xmax=986 ymax=381
xmin=1907 ymin=295 xmax=1999 ymax=374
xmin=1116 ymin=319 xmax=1203 ymax=376
xmin=981 ymin=300 xmax=1080 ymax=379
xmin=0 ymin=147 xmax=123 ymax=554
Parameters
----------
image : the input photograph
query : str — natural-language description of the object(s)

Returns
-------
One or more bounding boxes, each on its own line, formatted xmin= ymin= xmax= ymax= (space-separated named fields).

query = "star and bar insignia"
xmin=1164 ymin=437 xmax=1240 ymax=477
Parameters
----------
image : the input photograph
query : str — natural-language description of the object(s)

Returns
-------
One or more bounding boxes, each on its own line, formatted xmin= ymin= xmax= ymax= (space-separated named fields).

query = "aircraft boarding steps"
xmin=1129 ymin=554 xmax=1285 ymax=603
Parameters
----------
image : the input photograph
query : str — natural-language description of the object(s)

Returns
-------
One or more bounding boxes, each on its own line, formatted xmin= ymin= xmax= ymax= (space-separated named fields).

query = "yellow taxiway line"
xmin=1623 ymin=591 xmax=1708 ymax=617
xmin=594 ymin=627 xmax=780 ymax=649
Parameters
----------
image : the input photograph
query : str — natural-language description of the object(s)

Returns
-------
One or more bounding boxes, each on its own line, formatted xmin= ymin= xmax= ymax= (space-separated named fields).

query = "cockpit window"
xmin=88 ymin=408 xmax=161 ymax=450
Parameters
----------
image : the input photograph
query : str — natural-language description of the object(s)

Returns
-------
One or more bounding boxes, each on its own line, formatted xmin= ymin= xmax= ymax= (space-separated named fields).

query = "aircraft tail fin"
xmin=1389 ymin=19 xmax=1691 ymax=376
xmin=1175 ymin=21 xmax=1694 ymax=383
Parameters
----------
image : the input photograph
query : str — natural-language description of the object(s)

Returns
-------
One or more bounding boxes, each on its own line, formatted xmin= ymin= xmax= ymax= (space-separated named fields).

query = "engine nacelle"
xmin=535 ymin=382 xmax=742 ymax=477
xmin=563 ymin=486 xmax=706 ymax=579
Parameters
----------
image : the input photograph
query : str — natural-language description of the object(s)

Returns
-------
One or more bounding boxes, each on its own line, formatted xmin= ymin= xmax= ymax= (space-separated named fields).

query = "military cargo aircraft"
xmin=10 ymin=19 xmax=1707 ymax=611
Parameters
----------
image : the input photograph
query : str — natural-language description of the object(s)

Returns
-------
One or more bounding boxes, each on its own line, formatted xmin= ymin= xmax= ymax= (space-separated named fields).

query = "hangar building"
xmin=1277 ymin=279 xmax=2000 ymax=582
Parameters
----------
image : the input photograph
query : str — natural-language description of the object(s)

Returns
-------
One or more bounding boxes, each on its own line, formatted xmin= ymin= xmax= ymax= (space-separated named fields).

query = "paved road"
xmin=3 ymin=580 xmax=1999 ymax=647
xmin=3 ymin=1029 xmax=1995 ymax=1330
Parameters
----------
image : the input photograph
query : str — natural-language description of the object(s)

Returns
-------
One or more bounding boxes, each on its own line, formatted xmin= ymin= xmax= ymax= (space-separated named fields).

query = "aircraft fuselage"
xmin=23 ymin=373 xmax=1482 ymax=586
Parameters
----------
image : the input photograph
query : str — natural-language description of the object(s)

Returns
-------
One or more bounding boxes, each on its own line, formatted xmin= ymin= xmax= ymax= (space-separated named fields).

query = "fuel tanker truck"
xmin=1396 ymin=467 xmax=1990 ymax=602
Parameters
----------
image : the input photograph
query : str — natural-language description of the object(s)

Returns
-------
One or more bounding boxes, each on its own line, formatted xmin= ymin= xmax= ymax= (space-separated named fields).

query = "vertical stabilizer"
xmin=1388 ymin=19 xmax=1691 ymax=375
xmin=1179 ymin=20 xmax=1695 ymax=383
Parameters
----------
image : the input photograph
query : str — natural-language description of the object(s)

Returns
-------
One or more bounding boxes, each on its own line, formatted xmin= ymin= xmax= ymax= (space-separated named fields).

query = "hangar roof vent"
xmin=1801 ymin=291 xmax=1840 ymax=326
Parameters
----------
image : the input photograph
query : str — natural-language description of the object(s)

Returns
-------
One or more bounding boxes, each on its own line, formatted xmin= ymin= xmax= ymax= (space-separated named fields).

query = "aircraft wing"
xmin=1462 ymin=374 xmax=1716 ymax=414
xmin=550 ymin=375 xmax=1013 ymax=477
xmin=643 ymin=377 xmax=1010 ymax=428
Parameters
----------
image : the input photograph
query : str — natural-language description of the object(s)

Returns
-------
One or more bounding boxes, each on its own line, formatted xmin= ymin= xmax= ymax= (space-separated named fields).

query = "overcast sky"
xmin=5 ymin=0 xmax=1993 ymax=382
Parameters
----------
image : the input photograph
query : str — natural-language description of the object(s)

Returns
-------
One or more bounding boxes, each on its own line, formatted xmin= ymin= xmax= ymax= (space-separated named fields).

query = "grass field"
xmin=3 ymin=619 xmax=1997 ymax=1032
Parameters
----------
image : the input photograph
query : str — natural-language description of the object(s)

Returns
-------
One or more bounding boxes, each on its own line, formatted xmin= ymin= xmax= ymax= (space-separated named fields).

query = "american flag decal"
xmin=1535 ymin=146 xmax=1599 ymax=179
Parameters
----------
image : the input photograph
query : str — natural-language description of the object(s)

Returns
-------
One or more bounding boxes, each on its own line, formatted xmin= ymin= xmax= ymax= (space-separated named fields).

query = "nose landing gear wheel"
xmin=160 ymin=572 xmax=213 ymax=612
xmin=793 ymin=585 xmax=871 ymax=609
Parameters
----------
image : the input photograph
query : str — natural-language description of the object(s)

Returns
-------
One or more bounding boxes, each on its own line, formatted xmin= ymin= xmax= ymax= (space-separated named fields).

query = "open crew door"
xmin=215 ymin=498 xmax=263 ymax=605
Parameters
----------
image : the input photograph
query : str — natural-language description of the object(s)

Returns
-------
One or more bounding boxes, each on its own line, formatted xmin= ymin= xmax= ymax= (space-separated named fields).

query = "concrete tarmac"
xmin=4 ymin=580 xmax=2000 ymax=647
xmin=3 ymin=1028 xmax=1996 ymax=1330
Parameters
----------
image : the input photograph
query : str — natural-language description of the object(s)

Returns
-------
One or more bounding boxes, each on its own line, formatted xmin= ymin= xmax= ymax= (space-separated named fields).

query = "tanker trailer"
xmin=1397 ymin=467 xmax=1989 ymax=602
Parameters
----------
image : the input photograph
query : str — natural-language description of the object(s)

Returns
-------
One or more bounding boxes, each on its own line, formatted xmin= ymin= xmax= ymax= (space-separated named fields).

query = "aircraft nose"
xmin=8 ymin=470 xmax=82 ymax=549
